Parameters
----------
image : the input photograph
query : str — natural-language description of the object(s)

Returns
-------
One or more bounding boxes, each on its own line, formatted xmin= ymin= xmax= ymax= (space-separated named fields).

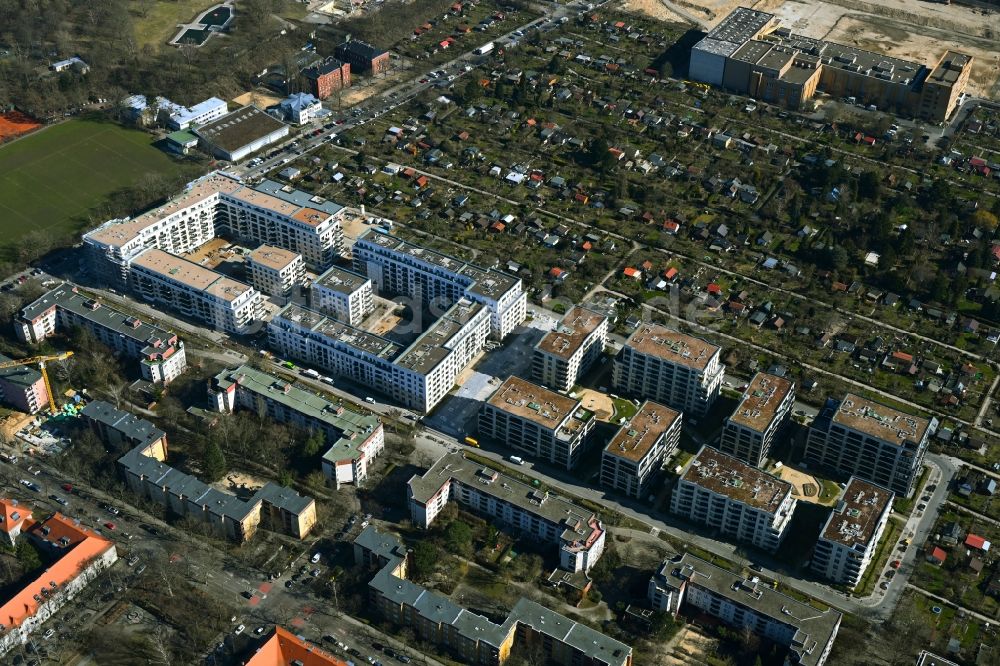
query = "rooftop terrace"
xmin=624 ymin=324 xmax=720 ymax=371
xmin=728 ymin=372 xmax=794 ymax=433
xmin=681 ymin=446 xmax=792 ymax=514
xmin=831 ymin=393 xmax=932 ymax=447
xmin=535 ymin=306 xmax=607 ymax=360
xmin=604 ymin=400 xmax=680 ymax=463
xmin=820 ymin=477 xmax=893 ymax=549
xmin=485 ymin=376 xmax=591 ymax=436
xmin=132 ymin=248 xmax=256 ymax=303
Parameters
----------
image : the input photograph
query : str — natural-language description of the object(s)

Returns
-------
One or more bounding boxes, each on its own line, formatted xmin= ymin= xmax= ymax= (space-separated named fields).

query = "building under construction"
xmin=690 ymin=6 xmax=973 ymax=121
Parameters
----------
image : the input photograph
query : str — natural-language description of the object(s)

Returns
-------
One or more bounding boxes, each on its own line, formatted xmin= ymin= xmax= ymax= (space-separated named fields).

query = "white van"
xmin=508 ymin=456 xmax=524 ymax=465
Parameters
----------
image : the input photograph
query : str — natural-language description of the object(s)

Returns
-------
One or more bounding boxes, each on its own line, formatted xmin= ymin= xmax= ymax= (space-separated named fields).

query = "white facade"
xmin=718 ymin=372 xmax=795 ymax=467
xmin=600 ymin=401 xmax=682 ymax=499
xmin=247 ymin=245 xmax=306 ymax=297
xmin=532 ymin=306 xmax=608 ymax=392
xmin=811 ymin=478 xmax=893 ymax=588
xmin=310 ymin=266 xmax=374 ymax=327
xmin=168 ymin=97 xmax=228 ymax=130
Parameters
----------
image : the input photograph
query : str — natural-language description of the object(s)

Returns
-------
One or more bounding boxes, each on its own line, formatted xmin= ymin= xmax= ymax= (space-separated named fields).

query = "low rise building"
xmin=247 ymin=244 xmax=306 ymax=297
xmin=356 ymin=526 xmax=632 ymax=666
xmin=408 ymin=452 xmax=605 ymax=573
xmin=811 ymin=478 xmax=893 ymax=588
xmin=613 ymin=324 xmax=725 ymax=417
xmin=478 ymin=376 xmax=596 ymax=469
xmin=301 ymin=57 xmax=351 ymax=100
xmin=167 ymin=96 xmax=228 ymax=130
xmin=671 ymin=446 xmax=796 ymax=552
xmin=532 ymin=306 xmax=608 ymax=392
xmin=0 ymin=499 xmax=31 ymax=547
xmin=246 ymin=626 xmax=347 ymax=666
xmin=310 ymin=265 xmax=374 ymax=326
xmin=648 ymin=553 xmax=841 ymax=666
xmin=718 ymin=372 xmax=795 ymax=467
xmin=210 ymin=365 xmax=384 ymax=488
xmin=130 ymin=248 xmax=264 ymax=334
xmin=80 ymin=400 xmax=168 ymax=460
xmin=805 ymin=393 xmax=935 ymax=497
xmin=0 ymin=513 xmax=118 ymax=656
xmin=0 ymin=353 xmax=47 ymax=414
xmin=335 ymin=40 xmax=390 ymax=75
xmin=17 ymin=283 xmax=187 ymax=384
xmin=601 ymin=401 xmax=682 ymax=499
xmin=194 ymin=105 xmax=289 ymax=161
xmin=276 ymin=92 xmax=323 ymax=125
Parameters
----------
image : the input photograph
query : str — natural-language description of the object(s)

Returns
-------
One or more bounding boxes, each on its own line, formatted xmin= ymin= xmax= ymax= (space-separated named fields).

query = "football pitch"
xmin=0 ymin=119 xmax=188 ymax=250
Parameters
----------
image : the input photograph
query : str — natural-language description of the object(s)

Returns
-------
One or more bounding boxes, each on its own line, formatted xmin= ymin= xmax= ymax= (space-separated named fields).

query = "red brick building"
xmin=335 ymin=40 xmax=390 ymax=75
xmin=301 ymin=57 xmax=351 ymax=100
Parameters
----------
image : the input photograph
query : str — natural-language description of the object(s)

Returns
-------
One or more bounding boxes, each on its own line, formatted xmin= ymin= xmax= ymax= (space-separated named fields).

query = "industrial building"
xmin=246 ymin=244 xmax=306 ymax=297
xmin=309 ymin=265 xmax=374 ymax=327
xmin=811 ymin=478 xmax=893 ymax=589
xmin=532 ymin=306 xmax=608 ymax=393
xmin=804 ymin=393 xmax=935 ymax=497
xmin=718 ymin=372 xmax=795 ymax=467
xmin=600 ymin=401 xmax=682 ymax=499
xmin=689 ymin=6 xmax=973 ymax=121
xmin=194 ymin=105 xmax=290 ymax=161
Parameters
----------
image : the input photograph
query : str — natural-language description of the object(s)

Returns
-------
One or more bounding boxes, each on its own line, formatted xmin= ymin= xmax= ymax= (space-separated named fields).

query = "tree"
xmin=857 ymin=171 xmax=881 ymax=200
xmin=971 ymin=209 xmax=999 ymax=231
xmin=202 ymin=441 xmax=226 ymax=482
xmin=412 ymin=541 xmax=438 ymax=580
xmin=16 ymin=540 xmax=41 ymax=572
xmin=445 ymin=520 xmax=473 ymax=555
xmin=301 ymin=429 xmax=325 ymax=458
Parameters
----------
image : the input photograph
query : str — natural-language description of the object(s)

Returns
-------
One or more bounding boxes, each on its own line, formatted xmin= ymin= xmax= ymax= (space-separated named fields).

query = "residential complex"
xmin=16 ymin=283 xmax=187 ymax=384
xmin=690 ymin=6 xmax=973 ymax=121
xmin=0 ymin=353 xmax=48 ymax=414
xmin=335 ymin=40 xmax=390 ymax=75
xmin=80 ymin=400 xmax=169 ymax=461
xmin=355 ymin=526 xmax=632 ymax=666
xmin=246 ymin=626 xmax=347 ymax=666
xmin=352 ymin=230 xmax=526 ymax=341
xmin=301 ymin=56 xmax=351 ymax=100
xmin=0 ymin=512 xmax=118 ymax=656
xmin=478 ymin=376 xmax=596 ymax=469
xmin=805 ymin=393 xmax=935 ymax=497
xmin=268 ymin=299 xmax=490 ymax=413
xmin=408 ymin=452 xmax=606 ymax=573
xmin=532 ymin=305 xmax=608 ymax=392
xmin=210 ymin=365 xmax=384 ymax=488
xmin=129 ymin=248 xmax=264 ymax=334
xmin=648 ymin=553 xmax=841 ymax=666
xmin=194 ymin=105 xmax=290 ymax=161
xmin=718 ymin=372 xmax=795 ymax=467
xmin=811 ymin=478 xmax=893 ymax=588
xmin=310 ymin=265 xmax=374 ymax=327
xmin=246 ymin=244 xmax=306 ymax=297
xmin=600 ymin=400 xmax=682 ymax=499
xmin=671 ymin=446 xmax=796 ymax=552
xmin=613 ymin=324 xmax=725 ymax=417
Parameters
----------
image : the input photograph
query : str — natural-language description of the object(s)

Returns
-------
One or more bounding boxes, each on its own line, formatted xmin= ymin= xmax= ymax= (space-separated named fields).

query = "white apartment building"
xmin=167 ymin=96 xmax=228 ymax=130
xmin=268 ymin=300 xmax=489 ymax=413
xmin=210 ymin=365 xmax=384 ymax=489
xmin=601 ymin=401 xmax=682 ymax=499
xmin=648 ymin=553 xmax=842 ymax=666
xmin=478 ymin=376 xmax=596 ymax=469
xmin=83 ymin=172 xmax=345 ymax=285
xmin=613 ymin=324 xmax=725 ymax=417
xmin=17 ymin=283 xmax=187 ymax=384
xmin=246 ymin=244 xmax=306 ymax=297
xmin=310 ymin=265 xmax=374 ymax=327
xmin=352 ymin=230 xmax=526 ymax=340
xmin=129 ymin=248 xmax=264 ymax=334
xmin=671 ymin=446 xmax=797 ymax=553
xmin=804 ymin=393 xmax=936 ymax=497
xmin=408 ymin=452 xmax=606 ymax=573
xmin=718 ymin=372 xmax=795 ymax=467
xmin=811 ymin=478 xmax=893 ymax=588
xmin=532 ymin=306 xmax=608 ymax=392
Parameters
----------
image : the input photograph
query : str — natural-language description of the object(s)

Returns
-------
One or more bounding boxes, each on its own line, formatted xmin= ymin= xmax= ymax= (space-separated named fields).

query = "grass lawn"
xmin=853 ymin=517 xmax=903 ymax=598
xmin=611 ymin=397 xmax=638 ymax=422
xmin=131 ymin=0 xmax=219 ymax=49
xmin=0 ymin=119 xmax=187 ymax=251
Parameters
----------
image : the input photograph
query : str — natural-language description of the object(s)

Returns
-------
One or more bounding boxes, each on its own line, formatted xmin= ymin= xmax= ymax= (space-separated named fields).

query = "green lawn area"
xmin=0 ymin=119 xmax=186 ymax=251
xmin=853 ymin=517 xmax=903 ymax=598
xmin=611 ymin=397 xmax=638 ymax=422
xmin=131 ymin=0 xmax=219 ymax=48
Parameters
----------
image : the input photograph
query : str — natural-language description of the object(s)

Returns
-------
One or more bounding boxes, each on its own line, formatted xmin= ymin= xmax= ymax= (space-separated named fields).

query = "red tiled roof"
xmin=247 ymin=627 xmax=347 ymax=666
xmin=623 ymin=267 xmax=640 ymax=278
xmin=929 ymin=547 xmax=947 ymax=563
xmin=664 ymin=267 xmax=678 ymax=280
xmin=967 ymin=534 xmax=991 ymax=550
xmin=0 ymin=499 xmax=31 ymax=535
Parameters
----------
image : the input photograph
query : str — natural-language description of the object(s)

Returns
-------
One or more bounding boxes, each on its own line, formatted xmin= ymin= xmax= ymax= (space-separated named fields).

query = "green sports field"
xmin=0 ymin=119 xmax=188 ymax=249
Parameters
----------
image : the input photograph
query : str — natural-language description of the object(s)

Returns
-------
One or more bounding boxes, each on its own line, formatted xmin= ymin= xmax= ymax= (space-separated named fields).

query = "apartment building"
xmin=671 ymin=446 xmax=797 ymax=552
xmin=718 ymin=372 xmax=795 ymax=467
xmin=532 ymin=306 xmax=608 ymax=392
xmin=356 ymin=526 xmax=632 ymax=666
xmin=268 ymin=299 xmax=489 ymax=413
xmin=16 ymin=283 xmax=187 ymax=384
xmin=805 ymin=393 xmax=935 ymax=497
xmin=80 ymin=400 xmax=168 ymax=460
xmin=210 ymin=365 xmax=384 ymax=488
xmin=247 ymin=626 xmax=347 ymax=666
xmin=648 ymin=553 xmax=841 ymax=666
xmin=601 ymin=401 xmax=682 ymax=499
xmin=0 ymin=513 xmax=118 ymax=656
xmin=478 ymin=376 xmax=596 ymax=469
xmin=409 ymin=452 xmax=606 ymax=573
xmin=811 ymin=478 xmax=893 ymax=588
xmin=301 ymin=56 xmax=351 ymax=100
xmin=0 ymin=499 xmax=31 ymax=547
xmin=310 ymin=265 xmax=374 ymax=326
xmin=613 ymin=323 xmax=725 ymax=417
xmin=129 ymin=248 xmax=264 ymax=334
xmin=246 ymin=244 xmax=306 ymax=297
xmin=83 ymin=172 xmax=345 ymax=284
xmin=352 ymin=230 xmax=526 ymax=340
xmin=335 ymin=40 xmax=390 ymax=75
xmin=0 ymin=353 xmax=47 ymax=414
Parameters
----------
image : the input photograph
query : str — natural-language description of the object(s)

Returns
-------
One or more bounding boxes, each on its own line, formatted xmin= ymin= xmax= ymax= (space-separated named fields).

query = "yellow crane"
xmin=0 ymin=352 xmax=74 ymax=415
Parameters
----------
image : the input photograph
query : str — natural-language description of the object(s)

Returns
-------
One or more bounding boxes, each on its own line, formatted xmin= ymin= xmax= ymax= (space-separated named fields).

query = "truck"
xmin=301 ymin=368 xmax=321 ymax=379
xmin=464 ymin=437 xmax=479 ymax=447
xmin=475 ymin=42 xmax=495 ymax=56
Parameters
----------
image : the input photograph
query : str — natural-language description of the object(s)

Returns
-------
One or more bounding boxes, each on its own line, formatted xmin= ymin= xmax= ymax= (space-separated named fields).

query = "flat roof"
xmin=248 ymin=244 xmax=301 ymax=272
xmin=274 ymin=304 xmax=401 ymax=360
xmin=255 ymin=179 xmax=345 ymax=217
xmin=819 ymin=477 xmax=893 ymax=550
xmin=535 ymin=306 xmax=607 ymax=360
xmin=195 ymin=105 xmax=287 ymax=152
xmin=728 ymin=372 xmax=794 ymax=433
xmin=395 ymin=299 xmax=485 ymax=375
xmin=80 ymin=400 xmax=166 ymax=448
xmin=0 ymin=352 xmax=42 ymax=388
xmin=604 ymin=400 xmax=681 ymax=463
xmin=485 ymin=375 xmax=584 ymax=433
xmin=927 ymin=51 xmax=973 ymax=87
xmin=624 ymin=323 xmax=720 ymax=371
xmin=170 ymin=96 xmax=227 ymax=125
xmin=132 ymin=248 xmax=256 ymax=303
xmin=831 ymin=393 xmax=932 ymax=447
xmin=681 ymin=446 xmax=792 ymax=514
xmin=313 ymin=265 xmax=370 ymax=295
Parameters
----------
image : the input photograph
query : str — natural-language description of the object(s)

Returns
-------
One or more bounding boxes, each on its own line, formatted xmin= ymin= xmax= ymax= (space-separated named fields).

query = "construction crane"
xmin=0 ymin=352 xmax=74 ymax=415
